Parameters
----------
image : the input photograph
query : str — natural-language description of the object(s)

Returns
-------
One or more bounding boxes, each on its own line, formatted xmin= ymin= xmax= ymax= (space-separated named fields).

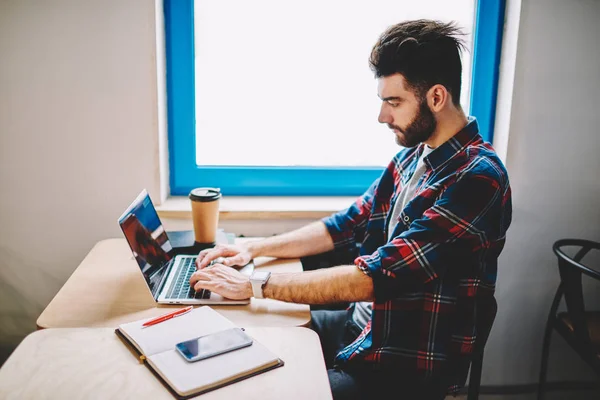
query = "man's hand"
xmin=195 ymin=244 xmax=253 ymax=269
xmin=189 ymin=264 xmax=253 ymax=300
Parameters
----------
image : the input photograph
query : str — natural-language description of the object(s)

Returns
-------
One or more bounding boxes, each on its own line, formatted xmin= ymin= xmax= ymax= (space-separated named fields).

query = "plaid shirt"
xmin=322 ymin=118 xmax=512 ymax=391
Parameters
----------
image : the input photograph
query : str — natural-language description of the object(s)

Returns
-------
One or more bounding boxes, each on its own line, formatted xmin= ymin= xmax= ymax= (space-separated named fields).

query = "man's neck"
xmin=424 ymin=109 xmax=469 ymax=149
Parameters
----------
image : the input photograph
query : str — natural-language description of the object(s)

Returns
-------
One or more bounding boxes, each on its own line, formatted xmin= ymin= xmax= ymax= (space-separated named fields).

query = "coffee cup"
xmin=189 ymin=187 xmax=222 ymax=245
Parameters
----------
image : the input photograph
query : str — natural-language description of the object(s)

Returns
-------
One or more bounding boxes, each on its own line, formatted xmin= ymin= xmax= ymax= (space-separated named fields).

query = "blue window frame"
xmin=164 ymin=0 xmax=505 ymax=196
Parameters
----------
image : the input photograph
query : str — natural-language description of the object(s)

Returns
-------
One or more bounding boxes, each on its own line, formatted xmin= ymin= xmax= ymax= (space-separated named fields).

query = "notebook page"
xmin=118 ymin=306 xmax=236 ymax=356
xmin=147 ymin=339 xmax=281 ymax=397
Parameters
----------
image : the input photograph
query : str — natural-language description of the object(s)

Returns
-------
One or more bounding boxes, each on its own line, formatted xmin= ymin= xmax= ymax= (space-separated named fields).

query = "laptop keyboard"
xmin=166 ymin=257 xmax=211 ymax=300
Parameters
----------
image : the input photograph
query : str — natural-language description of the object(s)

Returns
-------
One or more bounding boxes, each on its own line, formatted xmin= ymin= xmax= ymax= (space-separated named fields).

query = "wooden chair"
xmin=537 ymin=239 xmax=600 ymax=399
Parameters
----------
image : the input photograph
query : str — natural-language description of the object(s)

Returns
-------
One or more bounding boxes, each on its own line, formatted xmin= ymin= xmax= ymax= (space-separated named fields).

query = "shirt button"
xmin=403 ymin=216 xmax=410 ymax=222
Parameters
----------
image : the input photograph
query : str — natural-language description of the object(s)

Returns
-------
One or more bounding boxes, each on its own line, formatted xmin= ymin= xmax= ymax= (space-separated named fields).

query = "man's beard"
xmin=388 ymin=99 xmax=437 ymax=148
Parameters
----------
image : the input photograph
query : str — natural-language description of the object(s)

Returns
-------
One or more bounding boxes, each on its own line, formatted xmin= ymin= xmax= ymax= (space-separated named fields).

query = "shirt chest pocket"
xmin=398 ymin=193 xmax=438 ymax=229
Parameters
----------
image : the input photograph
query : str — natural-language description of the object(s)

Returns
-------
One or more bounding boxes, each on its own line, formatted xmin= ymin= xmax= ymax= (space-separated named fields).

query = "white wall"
xmin=1 ymin=0 xmax=600 ymax=392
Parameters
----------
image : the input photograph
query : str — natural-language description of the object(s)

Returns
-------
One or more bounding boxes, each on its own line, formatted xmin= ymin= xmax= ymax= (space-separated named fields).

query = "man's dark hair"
xmin=369 ymin=20 xmax=466 ymax=106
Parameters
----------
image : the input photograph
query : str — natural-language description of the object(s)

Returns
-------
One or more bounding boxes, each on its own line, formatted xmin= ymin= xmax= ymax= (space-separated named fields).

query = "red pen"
xmin=142 ymin=306 xmax=194 ymax=328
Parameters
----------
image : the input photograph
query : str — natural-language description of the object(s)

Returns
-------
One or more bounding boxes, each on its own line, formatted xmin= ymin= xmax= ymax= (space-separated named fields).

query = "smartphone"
xmin=175 ymin=327 xmax=253 ymax=362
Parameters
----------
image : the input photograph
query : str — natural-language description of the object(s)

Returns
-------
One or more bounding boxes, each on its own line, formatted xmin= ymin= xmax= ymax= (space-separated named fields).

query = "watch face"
xmin=253 ymin=271 xmax=270 ymax=281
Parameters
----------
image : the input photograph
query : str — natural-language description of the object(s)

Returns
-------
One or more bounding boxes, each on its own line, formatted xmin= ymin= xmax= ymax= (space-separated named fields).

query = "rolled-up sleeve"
xmin=321 ymin=179 xmax=379 ymax=253
xmin=355 ymin=171 xmax=506 ymax=301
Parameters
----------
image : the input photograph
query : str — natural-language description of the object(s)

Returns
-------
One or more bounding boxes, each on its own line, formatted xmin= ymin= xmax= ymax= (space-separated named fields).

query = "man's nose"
xmin=378 ymin=105 xmax=391 ymax=124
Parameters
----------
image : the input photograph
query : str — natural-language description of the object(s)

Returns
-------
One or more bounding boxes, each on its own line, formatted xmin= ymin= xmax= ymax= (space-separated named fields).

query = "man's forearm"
xmin=246 ymin=221 xmax=335 ymax=259
xmin=262 ymin=265 xmax=374 ymax=305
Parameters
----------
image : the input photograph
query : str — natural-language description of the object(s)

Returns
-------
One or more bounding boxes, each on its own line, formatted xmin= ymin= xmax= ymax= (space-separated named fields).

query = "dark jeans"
xmin=309 ymin=309 xmax=448 ymax=400
xmin=304 ymin=251 xmax=447 ymax=399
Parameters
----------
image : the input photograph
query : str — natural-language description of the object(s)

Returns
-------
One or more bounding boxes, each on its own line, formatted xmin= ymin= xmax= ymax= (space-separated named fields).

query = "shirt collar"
xmin=422 ymin=117 xmax=481 ymax=172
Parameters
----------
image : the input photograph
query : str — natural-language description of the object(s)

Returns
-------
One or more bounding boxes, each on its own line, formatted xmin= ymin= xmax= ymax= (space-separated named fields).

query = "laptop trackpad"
xmin=237 ymin=261 xmax=255 ymax=276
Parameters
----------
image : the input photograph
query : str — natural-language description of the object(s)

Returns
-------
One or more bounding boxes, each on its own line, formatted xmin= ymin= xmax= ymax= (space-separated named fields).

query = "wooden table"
xmin=0 ymin=327 xmax=332 ymax=399
xmin=37 ymin=239 xmax=310 ymax=329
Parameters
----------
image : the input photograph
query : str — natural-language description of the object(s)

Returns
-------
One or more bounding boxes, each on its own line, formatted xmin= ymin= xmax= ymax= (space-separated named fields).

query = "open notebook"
xmin=115 ymin=306 xmax=283 ymax=399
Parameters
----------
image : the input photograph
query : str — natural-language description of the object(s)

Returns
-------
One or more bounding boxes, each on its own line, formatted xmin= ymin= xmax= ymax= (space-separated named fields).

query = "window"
xmin=164 ymin=0 xmax=505 ymax=196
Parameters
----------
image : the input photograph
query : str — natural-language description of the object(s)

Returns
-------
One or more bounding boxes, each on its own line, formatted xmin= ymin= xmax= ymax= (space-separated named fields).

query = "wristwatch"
xmin=249 ymin=271 xmax=271 ymax=299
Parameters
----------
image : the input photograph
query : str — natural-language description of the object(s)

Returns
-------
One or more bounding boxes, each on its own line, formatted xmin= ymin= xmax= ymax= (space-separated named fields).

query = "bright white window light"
xmin=194 ymin=0 xmax=474 ymax=167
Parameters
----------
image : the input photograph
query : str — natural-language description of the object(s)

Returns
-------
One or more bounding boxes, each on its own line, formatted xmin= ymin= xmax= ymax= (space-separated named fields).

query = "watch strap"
xmin=250 ymin=271 xmax=271 ymax=299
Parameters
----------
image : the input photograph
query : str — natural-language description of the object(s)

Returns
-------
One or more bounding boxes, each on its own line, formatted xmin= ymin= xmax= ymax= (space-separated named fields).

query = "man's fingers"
xmin=199 ymin=247 xmax=243 ymax=269
xmin=197 ymin=248 xmax=227 ymax=269
xmin=195 ymin=254 xmax=206 ymax=267
xmin=189 ymin=270 xmax=210 ymax=286
xmin=195 ymin=245 xmax=226 ymax=266
xmin=194 ymin=280 xmax=215 ymax=292
xmin=199 ymin=248 xmax=213 ymax=255
xmin=191 ymin=267 xmax=222 ymax=291
xmin=222 ymin=258 xmax=233 ymax=266
xmin=222 ymin=255 xmax=244 ymax=267
xmin=195 ymin=249 xmax=212 ymax=268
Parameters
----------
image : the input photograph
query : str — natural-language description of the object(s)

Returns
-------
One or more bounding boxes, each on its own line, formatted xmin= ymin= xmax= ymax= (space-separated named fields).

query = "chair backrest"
xmin=474 ymin=295 xmax=498 ymax=355
xmin=461 ymin=295 xmax=498 ymax=400
xmin=553 ymin=239 xmax=600 ymax=351
xmin=449 ymin=295 xmax=497 ymax=395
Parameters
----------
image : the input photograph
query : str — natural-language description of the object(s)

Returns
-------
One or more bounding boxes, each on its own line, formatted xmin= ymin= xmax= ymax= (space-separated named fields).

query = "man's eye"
xmin=388 ymin=102 xmax=400 ymax=107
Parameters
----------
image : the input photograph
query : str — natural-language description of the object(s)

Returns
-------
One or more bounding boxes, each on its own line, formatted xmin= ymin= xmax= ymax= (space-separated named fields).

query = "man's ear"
xmin=426 ymin=84 xmax=449 ymax=112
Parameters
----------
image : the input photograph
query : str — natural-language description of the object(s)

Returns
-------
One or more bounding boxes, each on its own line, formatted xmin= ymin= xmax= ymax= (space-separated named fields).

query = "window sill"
xmin=156 ymin=196 xmax=354 ymax=220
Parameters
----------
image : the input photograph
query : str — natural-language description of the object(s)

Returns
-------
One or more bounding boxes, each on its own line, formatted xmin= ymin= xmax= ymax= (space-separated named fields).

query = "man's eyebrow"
xmin=379 ymin=96 xmax=403 ymax=102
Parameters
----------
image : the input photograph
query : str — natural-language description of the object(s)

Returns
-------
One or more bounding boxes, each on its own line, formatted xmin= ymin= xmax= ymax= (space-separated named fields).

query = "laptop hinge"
xmin=153 ymin=258 xmax=174 ymax=300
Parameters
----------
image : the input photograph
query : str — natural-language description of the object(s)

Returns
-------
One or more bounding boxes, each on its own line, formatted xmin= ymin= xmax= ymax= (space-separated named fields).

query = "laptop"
xmin=118 ymin=189 xmax=253 ymax=305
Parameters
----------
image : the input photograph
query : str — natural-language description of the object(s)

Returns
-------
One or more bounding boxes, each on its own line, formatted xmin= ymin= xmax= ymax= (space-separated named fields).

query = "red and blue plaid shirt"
xmin=322 ymin=118 xmax=512 ymax=391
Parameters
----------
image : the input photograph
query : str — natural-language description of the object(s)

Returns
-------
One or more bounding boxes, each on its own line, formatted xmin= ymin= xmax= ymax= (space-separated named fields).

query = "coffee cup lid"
xmin=189 ymin=187 xmax=222 ymax=202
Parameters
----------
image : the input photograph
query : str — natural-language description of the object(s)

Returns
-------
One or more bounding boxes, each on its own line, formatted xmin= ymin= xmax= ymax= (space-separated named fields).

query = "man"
xmin=190 ymin=20 xmax=512 ymax=400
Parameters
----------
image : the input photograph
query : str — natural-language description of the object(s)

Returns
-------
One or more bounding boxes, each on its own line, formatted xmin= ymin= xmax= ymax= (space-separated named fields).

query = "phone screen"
xmin=175 ymin=328 xmax=253 ymax=362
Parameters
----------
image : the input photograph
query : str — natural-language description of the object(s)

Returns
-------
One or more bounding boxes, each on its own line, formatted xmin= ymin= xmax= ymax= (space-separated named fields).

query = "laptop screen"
xmin=118 ymin=189 xmax=174 ymax=295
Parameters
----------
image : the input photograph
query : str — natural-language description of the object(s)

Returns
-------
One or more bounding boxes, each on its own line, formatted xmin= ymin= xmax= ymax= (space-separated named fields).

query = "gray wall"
xmin=0 ymin=0 xmax=162 ymax=361
xmin=485 ymin=0 xmax=600 ymax=386
xmin=1 ymin=0 xmax=599 ymax=392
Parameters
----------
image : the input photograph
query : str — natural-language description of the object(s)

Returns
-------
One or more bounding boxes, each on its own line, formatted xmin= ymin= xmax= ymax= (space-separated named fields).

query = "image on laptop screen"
xmin=118 ymin=190 xmax=173 ymax=292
